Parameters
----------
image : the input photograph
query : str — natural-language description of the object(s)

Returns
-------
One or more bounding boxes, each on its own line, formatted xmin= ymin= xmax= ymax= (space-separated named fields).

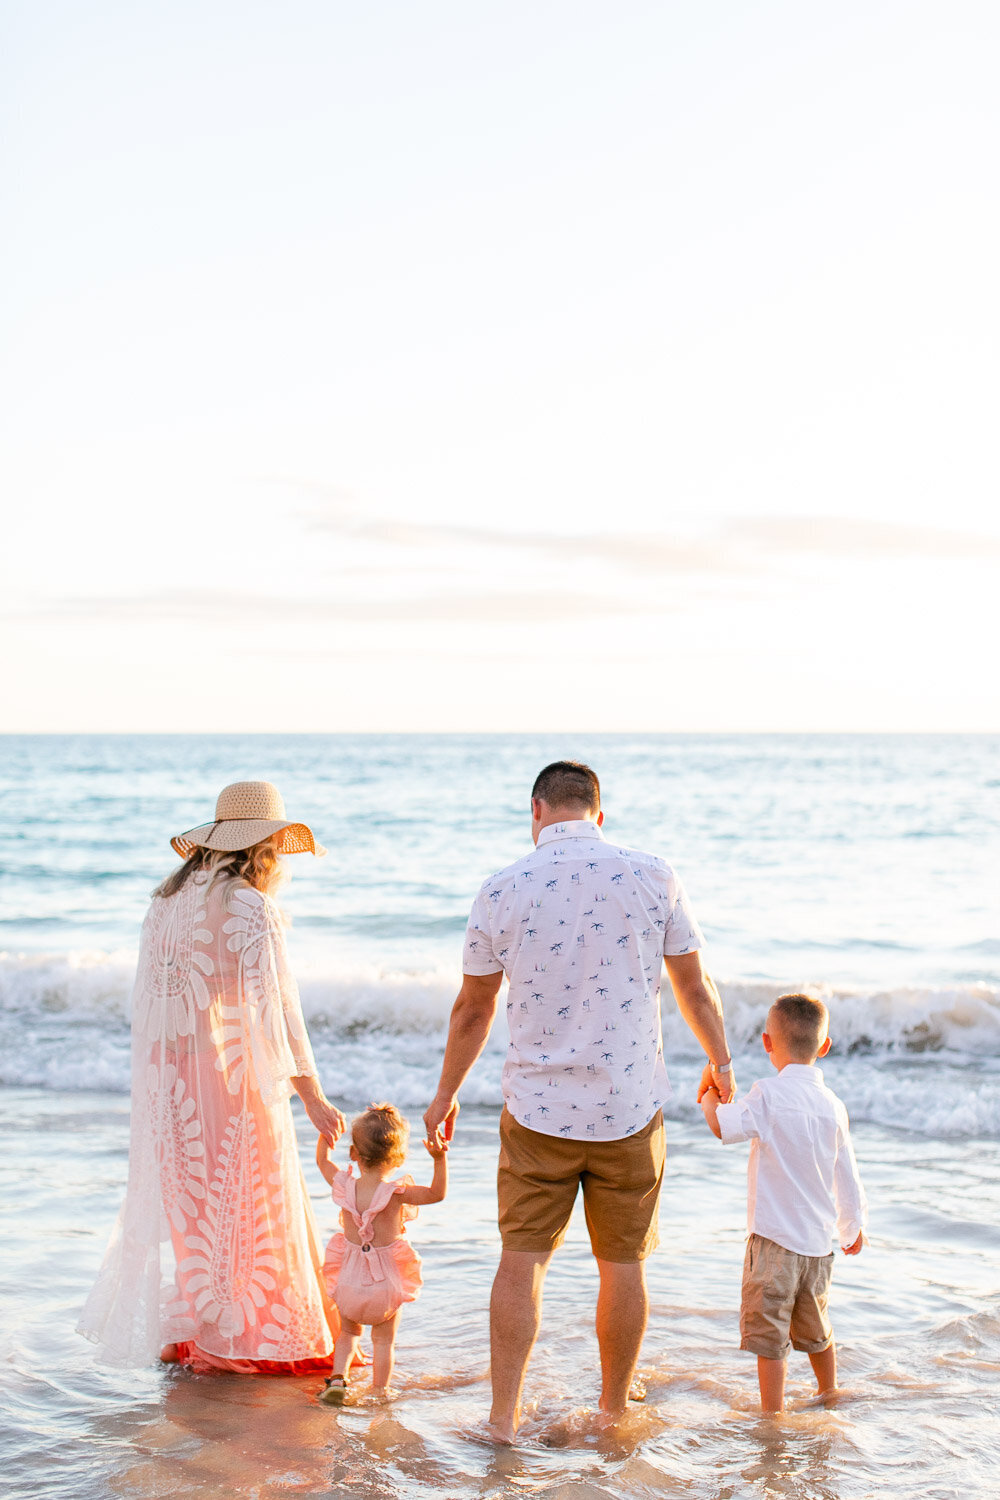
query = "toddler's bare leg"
xmin=371 ymin=1310 xmax=400 ymax=1393
xmin=757 ymin=1355 xmax=786 ymax=1413
xmin=809 ymin=1342 xmax=837 ymax=1396
xmin=333 ymin=1316 xmax=362 ymax=1378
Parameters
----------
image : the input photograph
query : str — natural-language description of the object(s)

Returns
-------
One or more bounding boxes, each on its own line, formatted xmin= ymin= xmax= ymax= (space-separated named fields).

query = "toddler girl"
xmin=315 ymin=1102 xmax=448 ymax=1404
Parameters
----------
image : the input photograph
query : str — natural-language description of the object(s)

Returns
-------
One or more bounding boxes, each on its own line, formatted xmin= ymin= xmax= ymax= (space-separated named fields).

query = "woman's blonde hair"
xmin=351 ymin=1103 xmax=410 ymax=1171
xmin=153 ymin=837 xmax=287 ymax=901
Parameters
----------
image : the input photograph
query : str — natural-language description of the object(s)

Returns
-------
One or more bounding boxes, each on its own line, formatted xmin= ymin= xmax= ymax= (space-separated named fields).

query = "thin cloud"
xmin=732 ymin=516 xmax=1000 ymax=561
xmin=32 ymin=588 xmax=662 ymax=626
xmin=293 ymin=487 xmax=1000 ymax=571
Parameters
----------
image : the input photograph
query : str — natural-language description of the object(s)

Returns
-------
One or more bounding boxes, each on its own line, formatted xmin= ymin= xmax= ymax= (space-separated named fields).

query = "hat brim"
xmin=171 ymin=820 xmax=327 ymax=859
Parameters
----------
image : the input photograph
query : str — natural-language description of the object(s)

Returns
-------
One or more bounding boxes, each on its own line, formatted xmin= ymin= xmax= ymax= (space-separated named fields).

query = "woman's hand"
xmin=307 ymin=1096 xmax=346 ymax=1144
xmin=292 ymin=1075 xmax=346 ymax=1144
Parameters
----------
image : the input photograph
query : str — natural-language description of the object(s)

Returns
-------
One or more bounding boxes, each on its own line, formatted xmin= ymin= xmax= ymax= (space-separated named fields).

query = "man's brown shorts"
xmin=497 ymin=1107 xmax=666 ymax=1263
xmin=740 ymin=1233 xmax=834 ymax=1360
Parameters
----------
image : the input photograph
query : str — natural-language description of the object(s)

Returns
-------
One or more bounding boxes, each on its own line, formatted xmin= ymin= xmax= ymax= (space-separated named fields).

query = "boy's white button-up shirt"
xmin=715 ymin=1064 xmax=867 ymax=1257
xmin=462 ymin=819 xmax=704 ymax=1142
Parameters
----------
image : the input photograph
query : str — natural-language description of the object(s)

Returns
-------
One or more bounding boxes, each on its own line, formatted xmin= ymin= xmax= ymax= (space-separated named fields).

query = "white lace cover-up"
xmin=78 ymin=874 xmax=336 ymax=1368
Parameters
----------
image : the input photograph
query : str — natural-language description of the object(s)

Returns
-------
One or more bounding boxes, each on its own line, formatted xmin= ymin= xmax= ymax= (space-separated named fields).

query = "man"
xmin=424 ymin=760 xmax=736 ymax=1443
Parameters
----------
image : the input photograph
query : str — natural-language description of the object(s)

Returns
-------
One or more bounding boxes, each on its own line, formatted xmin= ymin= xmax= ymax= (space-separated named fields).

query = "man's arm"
xmin=663 ymin=950 xmax=736 ymax=1103
xmin=424 ymin=970 xmax=505 ymax=1147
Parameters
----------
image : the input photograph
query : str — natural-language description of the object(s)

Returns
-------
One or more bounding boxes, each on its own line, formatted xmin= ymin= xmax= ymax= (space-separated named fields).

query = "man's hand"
xmin=842 ymin=1231 xmax=864 ymax=1256
xmin=424 ymin=1092 xmax=459 ymax=1150
xmin=697 ymin=1058 xmax=737 ymax=1104
xmin=664 ymin=953 xmax=735 ymax=1103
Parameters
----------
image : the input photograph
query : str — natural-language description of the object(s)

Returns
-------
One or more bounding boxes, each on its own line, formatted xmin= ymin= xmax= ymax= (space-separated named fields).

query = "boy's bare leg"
xmin=757 ymin=1355 xmax=786 ymax=1413
xmin=371 ymin=1311 xmax=399 ymax=1393
xmin=809 ymin=1342 xmax=838 ymax=1396
xmin=333 ymin=1317 xmax=361 ymax=1379
xmin=595 ymin=1259 xmax=648 ymax=1419
xmin=489 ymin=1248 xmax=553 ymax=1442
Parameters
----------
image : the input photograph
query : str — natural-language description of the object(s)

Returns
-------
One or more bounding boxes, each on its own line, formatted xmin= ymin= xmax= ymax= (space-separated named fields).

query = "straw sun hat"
xmin=170 ymin=781 xmax=327 ymax=859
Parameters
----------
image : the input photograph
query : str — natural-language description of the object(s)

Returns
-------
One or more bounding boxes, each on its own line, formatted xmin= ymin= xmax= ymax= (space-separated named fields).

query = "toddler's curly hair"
xmin=351 ymin=1102 xmax=409 ymax=1170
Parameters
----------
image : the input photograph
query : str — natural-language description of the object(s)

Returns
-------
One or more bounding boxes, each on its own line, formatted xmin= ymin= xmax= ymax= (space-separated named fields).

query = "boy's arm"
xmin=315 ymin=1134 xmax=339 ymax=1187
xmin=834 ymin=1120 xmax=867 ymax=1250
xmin=400 ymin=1140 xmax=449 ymax=1205
xmin=701 ymin=1085 xmax=723 ymax=1139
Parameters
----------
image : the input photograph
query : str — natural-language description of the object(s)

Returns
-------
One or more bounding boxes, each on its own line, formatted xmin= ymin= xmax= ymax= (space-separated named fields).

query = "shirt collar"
xmin=536 ymin=819 xmax=605 ymax=848
xmin=779 ymin=1063 xmax=825 ymax=1084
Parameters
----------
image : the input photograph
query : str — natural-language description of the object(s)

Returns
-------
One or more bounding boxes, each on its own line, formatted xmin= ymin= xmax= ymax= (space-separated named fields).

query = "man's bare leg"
xmin=809 ymin=1342 xmax=837 ymax=1397
xmin=488 ymin=1248 xmax=553 ymax=1442
xmin=595 ymin=1259 xmax=648 ymax=1419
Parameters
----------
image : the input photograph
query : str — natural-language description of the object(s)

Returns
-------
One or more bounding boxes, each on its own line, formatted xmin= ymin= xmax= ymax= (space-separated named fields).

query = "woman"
xmin=79 ymin=781 xmax=345 ymax=1373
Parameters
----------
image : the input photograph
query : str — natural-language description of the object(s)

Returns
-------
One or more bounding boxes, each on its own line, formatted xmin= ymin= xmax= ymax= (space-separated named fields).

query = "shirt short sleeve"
xmin=662 ymin=871 xmax=704 ymax=956
xmin=462 ymin=885 xmax=503 ymax=975
xmin=716 ymin=1085 xmax=766 ymax=1145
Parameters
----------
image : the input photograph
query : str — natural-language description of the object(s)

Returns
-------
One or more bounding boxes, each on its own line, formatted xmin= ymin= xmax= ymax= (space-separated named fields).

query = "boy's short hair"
xmin=531 ymin=761 xmax=600 ymax=814
xmin=352 ymin=1103 xmax=409 ymax=1170
xmin=768 ymin=993 xmax=829 ymax=1060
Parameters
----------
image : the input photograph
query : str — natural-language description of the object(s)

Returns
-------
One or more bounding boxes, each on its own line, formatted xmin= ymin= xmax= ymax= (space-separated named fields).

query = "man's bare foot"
xmin=596 ymin=1405 xmax=626 ymax=1428
xmin=159 ymin=1343 xmax=180 ymax=1363
xmin=483 ymin=1419 xmax=516 ymax=1445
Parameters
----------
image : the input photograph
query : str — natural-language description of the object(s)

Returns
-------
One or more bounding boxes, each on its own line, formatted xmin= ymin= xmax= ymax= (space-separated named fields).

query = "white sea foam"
xmin=2 ymin=949 xmax=999 ymax=1136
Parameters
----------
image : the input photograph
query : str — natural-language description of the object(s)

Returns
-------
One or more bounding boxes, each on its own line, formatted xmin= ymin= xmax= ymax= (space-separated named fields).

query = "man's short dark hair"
xmin=531 ymin=761 xmax=601 ymax=814
xmin=768 ymin=993 xmax=829 ymax=1059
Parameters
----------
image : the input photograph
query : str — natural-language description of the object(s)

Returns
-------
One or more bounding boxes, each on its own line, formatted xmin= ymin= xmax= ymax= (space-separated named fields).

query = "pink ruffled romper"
xmin=321 ymin=1172 xmax=423 ymax=1326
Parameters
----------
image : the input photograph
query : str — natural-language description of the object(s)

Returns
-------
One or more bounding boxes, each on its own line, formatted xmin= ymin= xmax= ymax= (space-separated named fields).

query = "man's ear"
xmin=762 ymin=1032 xmax=773 ymax=1054
xmin=596 ymin=809 xmax=604 ymax=826
xmin=817 ymin=1036 xmax=832 ymax=1058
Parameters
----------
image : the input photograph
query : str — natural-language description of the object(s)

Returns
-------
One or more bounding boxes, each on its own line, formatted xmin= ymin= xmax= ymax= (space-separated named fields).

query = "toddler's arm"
xmin=400 ymin=1138 xmax=449 ymax=1205
xmin=700 ymin=1085 xmax=723 ymax=1140
xmin=315 ymin=1133 xmax=340 ymax=1187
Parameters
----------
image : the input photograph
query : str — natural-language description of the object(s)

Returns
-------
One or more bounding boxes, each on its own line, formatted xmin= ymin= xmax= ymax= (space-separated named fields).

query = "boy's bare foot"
xmin=483 ymin=1419 xmax=516 ymax=1445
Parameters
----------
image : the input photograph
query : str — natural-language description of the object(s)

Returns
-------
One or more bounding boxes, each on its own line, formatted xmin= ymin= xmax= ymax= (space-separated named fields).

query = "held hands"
xmin=842 ymin=1231 xmax=864 ymax=1256
xmin=423 ymin=1093 xmax=459 ymax=1150
xmin=697 ymin=1059 xmax=737 ymax=1104
xmin=305 ymin=1095 xmax=346 ymax=1146
xmin=424 ymin=1135 xmax=449 ymax=1160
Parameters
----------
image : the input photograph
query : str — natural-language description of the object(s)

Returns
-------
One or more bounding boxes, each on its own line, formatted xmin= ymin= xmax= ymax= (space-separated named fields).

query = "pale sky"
xmin=2 ymin=0 xmax=998 ymax=732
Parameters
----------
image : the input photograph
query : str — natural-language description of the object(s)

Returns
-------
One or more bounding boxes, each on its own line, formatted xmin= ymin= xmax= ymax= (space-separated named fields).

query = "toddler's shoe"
xmin=320 ymin=1375 xmax=348 ymax=1406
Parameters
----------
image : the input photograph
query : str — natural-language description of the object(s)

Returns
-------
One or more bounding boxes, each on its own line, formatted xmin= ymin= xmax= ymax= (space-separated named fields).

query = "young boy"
xmin=701 ymin=992 xmax=866 ymax=1414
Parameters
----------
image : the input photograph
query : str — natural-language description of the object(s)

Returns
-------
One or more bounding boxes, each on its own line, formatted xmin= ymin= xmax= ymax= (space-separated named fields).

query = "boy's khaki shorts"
xmin=497 ymin=1107 xmax=665 ymax=1263
xmin=740 ymin=1232 xmax=834 ymax=1360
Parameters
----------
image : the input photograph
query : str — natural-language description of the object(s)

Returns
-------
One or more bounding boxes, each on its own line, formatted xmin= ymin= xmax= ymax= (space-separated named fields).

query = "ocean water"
xmin=1 ymin=733 xmax=998 ymax=1498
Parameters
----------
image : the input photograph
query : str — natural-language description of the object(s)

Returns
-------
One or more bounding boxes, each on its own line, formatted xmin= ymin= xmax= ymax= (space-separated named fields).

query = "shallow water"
xmin=3 ymin=1089 xmax=998 ymax=1499
xmin=2 ymin=733 xmax=998 ymax=1496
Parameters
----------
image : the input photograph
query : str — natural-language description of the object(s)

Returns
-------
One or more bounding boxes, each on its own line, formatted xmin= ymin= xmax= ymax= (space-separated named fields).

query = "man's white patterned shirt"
xmin=462 ymin=820 xmax=704 ymax=1141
